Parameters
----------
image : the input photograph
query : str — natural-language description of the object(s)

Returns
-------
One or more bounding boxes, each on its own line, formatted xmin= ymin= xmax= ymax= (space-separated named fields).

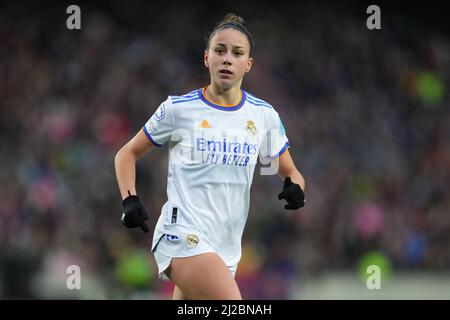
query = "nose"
xmin=222 ymin=52 xmax=232 ymax=66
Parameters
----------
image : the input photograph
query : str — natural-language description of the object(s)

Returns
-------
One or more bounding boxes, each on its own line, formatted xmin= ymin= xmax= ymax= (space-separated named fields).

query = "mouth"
xmin=219 ymin=69 xmax=233 ymax=75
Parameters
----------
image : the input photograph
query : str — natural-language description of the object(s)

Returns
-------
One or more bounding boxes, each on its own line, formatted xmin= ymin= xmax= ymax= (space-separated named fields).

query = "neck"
xmin=205 ymin=83 xmax=242 ymax=106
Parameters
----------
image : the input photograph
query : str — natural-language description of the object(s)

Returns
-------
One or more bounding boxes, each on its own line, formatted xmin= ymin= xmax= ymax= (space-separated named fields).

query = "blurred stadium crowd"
xmin=0 ymin=1 xmax=449 ymax=299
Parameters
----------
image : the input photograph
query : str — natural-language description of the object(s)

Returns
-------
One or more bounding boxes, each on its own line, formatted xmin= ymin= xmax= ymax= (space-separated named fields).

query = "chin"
xmin=216 ymin=79 xmax=236 ymax=90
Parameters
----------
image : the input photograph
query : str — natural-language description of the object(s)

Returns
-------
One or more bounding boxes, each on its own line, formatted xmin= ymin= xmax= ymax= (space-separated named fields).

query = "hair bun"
xmin=220 ymin=13 xmax=246 ymax=27
xmin=206 ymin=13 xmax=254 ymax=50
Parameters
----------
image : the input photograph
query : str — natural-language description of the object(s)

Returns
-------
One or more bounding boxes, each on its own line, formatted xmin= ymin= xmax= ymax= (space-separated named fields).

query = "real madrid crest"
xmin=247 ymin=120 xmax=256 ymax=136
xmin=186 ymin=234 xmax=199 ymax=247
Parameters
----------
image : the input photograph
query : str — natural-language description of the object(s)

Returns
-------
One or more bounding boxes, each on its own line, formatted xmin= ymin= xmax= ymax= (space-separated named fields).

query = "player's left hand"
xmin=278 ymin=176 xmax=305 ymax=210
xmin=121 ymin=195 xmax=149 ymax=233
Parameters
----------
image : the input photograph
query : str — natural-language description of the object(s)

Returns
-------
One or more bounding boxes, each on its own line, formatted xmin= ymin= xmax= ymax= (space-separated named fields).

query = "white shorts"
xmin=152 ymin=231 xmax=238 ymax=281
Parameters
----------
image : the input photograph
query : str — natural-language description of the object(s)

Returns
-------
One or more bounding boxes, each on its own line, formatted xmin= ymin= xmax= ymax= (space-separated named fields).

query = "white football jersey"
xmin=145 ymin=88 xmax=290 ymax=267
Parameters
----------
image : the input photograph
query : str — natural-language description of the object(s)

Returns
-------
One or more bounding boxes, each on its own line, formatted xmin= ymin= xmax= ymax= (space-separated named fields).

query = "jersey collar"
xmin=199 ymin=88 xmax=246 ymax=111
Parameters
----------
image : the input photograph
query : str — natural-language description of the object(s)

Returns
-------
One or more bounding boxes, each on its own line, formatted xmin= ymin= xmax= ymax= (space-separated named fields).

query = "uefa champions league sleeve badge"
xmin=154 ymin=104 xmax=165 ymax=121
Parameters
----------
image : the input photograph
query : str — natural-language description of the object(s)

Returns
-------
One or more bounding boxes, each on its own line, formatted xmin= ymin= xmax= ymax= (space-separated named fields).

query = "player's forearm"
xmin=279 ymin=168 xmax=305 ymax=191
xmin=114 ymin=146 xmax=138 ymax=200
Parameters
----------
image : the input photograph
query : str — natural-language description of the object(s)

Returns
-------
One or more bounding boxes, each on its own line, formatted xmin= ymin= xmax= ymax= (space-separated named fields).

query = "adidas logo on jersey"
xmin=200 ymin=120 xmax=211 ymax=128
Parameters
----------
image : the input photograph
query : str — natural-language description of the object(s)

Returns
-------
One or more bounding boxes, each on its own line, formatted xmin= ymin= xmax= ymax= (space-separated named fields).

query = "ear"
xmin=204 ymin=50 xmax=209 ymax=68
xmin=245 ymin=57 xmax=253 ymax=73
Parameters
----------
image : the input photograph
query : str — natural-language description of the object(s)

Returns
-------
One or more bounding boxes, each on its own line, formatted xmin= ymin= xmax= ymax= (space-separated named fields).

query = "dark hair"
xmin=206 ymin=13 xmax=254 ymax=52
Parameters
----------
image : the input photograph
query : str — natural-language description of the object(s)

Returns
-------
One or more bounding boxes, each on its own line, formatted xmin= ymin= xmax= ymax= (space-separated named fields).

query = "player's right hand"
xmin=121 ymin=195 xmax=149 ymax=233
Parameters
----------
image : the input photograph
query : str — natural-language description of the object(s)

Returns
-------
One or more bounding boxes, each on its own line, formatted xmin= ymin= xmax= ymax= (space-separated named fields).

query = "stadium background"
xmin=0 ymin=0 xmax=449 ymax=299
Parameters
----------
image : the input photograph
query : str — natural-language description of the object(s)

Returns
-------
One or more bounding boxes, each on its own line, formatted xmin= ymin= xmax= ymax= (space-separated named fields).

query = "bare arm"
xmin=114 ymin=128 xmax=155 ymax=200
xmin=275 ymin=149 xmax=305 ymax=191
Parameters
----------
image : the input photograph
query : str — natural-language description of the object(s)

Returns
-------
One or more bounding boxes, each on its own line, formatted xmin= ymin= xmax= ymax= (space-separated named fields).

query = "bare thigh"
xmin=172 ymin=285 xmax=187 ymax=300
xmin=165 ymin=252 xmax=242 ymax=300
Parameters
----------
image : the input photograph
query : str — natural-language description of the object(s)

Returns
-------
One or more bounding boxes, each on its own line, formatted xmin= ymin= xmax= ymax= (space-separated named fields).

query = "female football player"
xmin=114 ymin=13 xmax=306 ymax=300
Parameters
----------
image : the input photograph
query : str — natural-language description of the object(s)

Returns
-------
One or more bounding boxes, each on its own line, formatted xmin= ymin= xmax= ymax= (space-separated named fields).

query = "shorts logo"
xmin=247 ymin=120 xmax=256 ymax=136
xmin=154 ymin=105 xmax=165 ymax=121
xmin=186 ymin=234 xmax=199 ymax=247
xmin=165 ymin=234 xmax=180 ymax=242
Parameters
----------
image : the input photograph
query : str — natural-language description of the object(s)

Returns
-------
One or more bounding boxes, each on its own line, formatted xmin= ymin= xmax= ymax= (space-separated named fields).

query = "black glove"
xmin=121 ymin=194 xmax=149 ymax=233
xmin=278 ymin=176 xmax=305 ymax=210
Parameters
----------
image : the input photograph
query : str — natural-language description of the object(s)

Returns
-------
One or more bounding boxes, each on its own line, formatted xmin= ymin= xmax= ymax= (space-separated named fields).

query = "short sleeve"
xmin=259 ymin=109 xmax=290 ymax=160
xmin=143 ymin=97 xmax=174 ymax=147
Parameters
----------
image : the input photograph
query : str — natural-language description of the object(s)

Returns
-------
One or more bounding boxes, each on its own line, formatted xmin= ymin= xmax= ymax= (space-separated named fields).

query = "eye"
xmin=234 ymin=51 xmax=244 ymax=56
xmin=215 ymin=48 xmax=224 ymax=55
